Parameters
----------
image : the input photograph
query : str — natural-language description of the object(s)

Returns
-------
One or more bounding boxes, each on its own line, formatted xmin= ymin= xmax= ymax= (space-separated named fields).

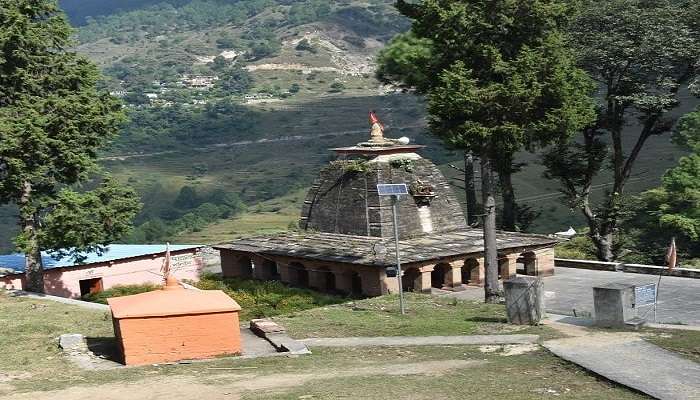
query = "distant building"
xmin=181 ymin=75 xmax=219 ymax=89
xmin=145 ymin=93 xmax=159 ymax=100
xmin=0 ymin=245 xmax=204 ymax=299
xmin=109 ymin=90 xmax=128 ymax=98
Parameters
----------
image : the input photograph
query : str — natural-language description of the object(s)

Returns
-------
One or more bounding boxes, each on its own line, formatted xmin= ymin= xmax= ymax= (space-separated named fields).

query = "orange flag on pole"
xmin=666 ymin=238 xmax=677 ymax=271
xmin=161 ymin=242 xmax=172 ymax=282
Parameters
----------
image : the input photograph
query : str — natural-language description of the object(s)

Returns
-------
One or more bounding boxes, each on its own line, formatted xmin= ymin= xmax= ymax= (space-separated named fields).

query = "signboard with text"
xmin=634 ymin=283 xmax=656 ymax=307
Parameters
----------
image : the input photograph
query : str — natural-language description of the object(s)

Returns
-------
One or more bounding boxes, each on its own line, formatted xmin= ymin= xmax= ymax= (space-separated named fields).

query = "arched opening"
xmin=222 ymin=254 xmax=253 ymax=278
xmin=350 ymin=271 xmax=363 ymax=296
xmin=260 ymin=259 xmax=280 ymax=281
xmin=402 ymin=268 xmax=420 ymax=292
xmin=462 ymin=258 xmax=481 ymax=285
xmin=289 ymin=262 xmax=309 ymax=288
xmin=323 ymin=269 xmax=336 ymax=292
xmin=520 ymin=251 xmax=537 ymax=276
xmin=431 ymin=263 xmax=450 ymax=289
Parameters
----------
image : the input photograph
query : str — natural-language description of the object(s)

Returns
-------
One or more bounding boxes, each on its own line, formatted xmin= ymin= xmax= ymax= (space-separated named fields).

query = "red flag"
xmin=666 ymin=238 xmax=677 ymax=271
xmin=369 ymin=111 xmax=383 ymax=128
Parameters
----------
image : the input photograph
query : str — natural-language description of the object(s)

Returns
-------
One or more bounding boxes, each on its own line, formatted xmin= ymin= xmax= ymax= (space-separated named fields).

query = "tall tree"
xmin=0 ymin=0 xmax=141 ymax=292
xmin=378 ymin=0 xmax=595 ymax=302
xmin=542 ymin=0 xmax=700 ymax=261
xmin=620 ymin=109 xmax=700 ymax=264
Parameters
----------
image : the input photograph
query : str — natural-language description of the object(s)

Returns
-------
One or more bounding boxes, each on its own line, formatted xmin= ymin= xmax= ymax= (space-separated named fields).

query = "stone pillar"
xmin=381 ymin=268 xmax=399 ymax=294
xmin=251 ymin=255 xmax=266 ymax=280
xmin=465 ymin=257 xmax=484 ymax=286
xmin=443 ymin=262 xmax=464 ymax=290
xmin=415 ymin=265 xmax=434 ymax=293
xmin=522 ymin=253 xmax=537 ymax=276
xmin=534 ymin=248 xmax=555 ymax=277
xmin=278 ymin=263 xmax=292 ymax=284
xmin=499 ymin=254 xmax=518 ymax=280
xmin=220 ymin=251 xmax=252 ymax=278
xmin=360 ymin=268 xmax=383 ymax=296
xmin=503 ymin=276 xmax=545 ymax=325
xmin=308 ymin=268 xmax=328 ymax=292
xmin=334 ymin=271 xmax=354 ymax=294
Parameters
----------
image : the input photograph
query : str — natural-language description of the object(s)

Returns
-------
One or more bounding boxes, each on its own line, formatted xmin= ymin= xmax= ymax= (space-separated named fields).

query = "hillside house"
xmin=0 ymin=245 xmax=204 ymax=299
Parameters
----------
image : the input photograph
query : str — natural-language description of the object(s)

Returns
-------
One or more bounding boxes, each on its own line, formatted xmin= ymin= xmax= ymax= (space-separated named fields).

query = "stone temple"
xmin=215 ymin=113 xmax=556 ymax=297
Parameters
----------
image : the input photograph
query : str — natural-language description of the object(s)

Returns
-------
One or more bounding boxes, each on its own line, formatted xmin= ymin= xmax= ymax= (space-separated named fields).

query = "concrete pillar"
xmin=534 ymin=248 xmax=555 ymax=277
xmin=220 ymin=251 xmax=252 ymax=278
xmin=503 ymin=276 xmax=545 ymax=325
xmin=499 ymin=254 xmax=518 ymax=280
xmin=415 ymin=265 xmax=434 ymax=293
xmin=465 ymin=257 xmax=484 ymax=286
xmin=443 ymin=262 xmax=464 ymax=289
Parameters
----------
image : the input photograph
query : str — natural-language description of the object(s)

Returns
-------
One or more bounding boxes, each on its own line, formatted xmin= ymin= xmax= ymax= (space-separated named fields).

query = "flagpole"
xmin=654 ymin=266 xmax=663 ymax=323
xmin=656 ymin=237 xmax=677 ymax=323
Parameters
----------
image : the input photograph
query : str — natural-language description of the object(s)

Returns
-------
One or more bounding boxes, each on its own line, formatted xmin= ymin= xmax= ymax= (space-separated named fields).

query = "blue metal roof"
xmin=0 ymin=244 xmax=203 ymax=274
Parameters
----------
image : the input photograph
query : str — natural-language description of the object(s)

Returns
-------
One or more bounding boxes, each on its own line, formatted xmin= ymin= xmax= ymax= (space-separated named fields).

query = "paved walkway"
xmin=446 ymin=267 xmax=700 ymax=325
xmin=7 ymin=290 xmax=110 ymax=311
xmin=300 ymin=334 xmax=539 ymax=347
xmin=544 ymin=331 xmax=700 ymax=400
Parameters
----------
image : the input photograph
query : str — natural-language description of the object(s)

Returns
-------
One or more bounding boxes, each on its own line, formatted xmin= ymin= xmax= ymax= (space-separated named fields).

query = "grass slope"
xmin=0 ymin=290 xmax=648 ymax=399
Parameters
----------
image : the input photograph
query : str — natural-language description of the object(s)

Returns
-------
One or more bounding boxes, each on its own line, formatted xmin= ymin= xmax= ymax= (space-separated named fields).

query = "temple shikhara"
xmin=215 ymin=113 xmax=557 ymax=296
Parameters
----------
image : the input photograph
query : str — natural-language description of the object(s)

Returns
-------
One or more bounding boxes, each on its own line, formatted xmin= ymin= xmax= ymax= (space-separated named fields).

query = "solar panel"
xmin=377 ymin=183 xmax=408 ymax=196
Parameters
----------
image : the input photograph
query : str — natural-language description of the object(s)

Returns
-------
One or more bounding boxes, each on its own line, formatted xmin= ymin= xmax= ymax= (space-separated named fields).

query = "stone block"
xmin=503 ymin=276 xmax=545 ymax=325
xmin=593 ymin=283 xmax=637 ymax=328
xmin=250 ymin=319 xmax=286 ymax=335
xmin=59 ymin=333 xmax=87 ymax=351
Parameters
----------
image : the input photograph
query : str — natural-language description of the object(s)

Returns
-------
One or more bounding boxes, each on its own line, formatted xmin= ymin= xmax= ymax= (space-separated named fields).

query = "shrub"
xmin=192 ymin=274 xmax=347 ymax=320
xmin=82 ymin=283 xmax=160 ymax=304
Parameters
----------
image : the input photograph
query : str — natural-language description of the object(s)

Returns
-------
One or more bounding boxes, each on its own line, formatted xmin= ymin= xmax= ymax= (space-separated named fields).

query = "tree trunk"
xmin=19 ymin=181 xmax=43 ymax=293
xmin=480 ymin=153 xmax=500 ymax=304
xmin=594 ymin=233 xmax=615 ymax=262
xmin=499 ymin=169 xmax=516 ymax=231
xmin=464 ymin=152 xmax=478 ymax=226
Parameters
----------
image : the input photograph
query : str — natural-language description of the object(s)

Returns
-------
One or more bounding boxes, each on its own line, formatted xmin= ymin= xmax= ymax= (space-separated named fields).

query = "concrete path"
xmin=300 ymin=334 xmax=539 ymax=347
xmin=445 ymin=267 xmax=700 ymax=325
xmin=7 ymin=290 xmax=110 ymax=311
xmin=544 ymin=333 xmax=700 ymax=400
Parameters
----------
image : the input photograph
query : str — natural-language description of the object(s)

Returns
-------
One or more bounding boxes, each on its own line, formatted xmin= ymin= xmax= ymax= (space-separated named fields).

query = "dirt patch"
xmin=3 ymin=359 xmax=479 ymax=400
xmin=478 ymin=344 xmax=540 ymax=356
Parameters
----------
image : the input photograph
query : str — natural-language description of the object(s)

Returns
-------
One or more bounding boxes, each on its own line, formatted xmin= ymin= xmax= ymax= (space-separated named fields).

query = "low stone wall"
xmin=555 ymin=258 xmax=700 ymax=279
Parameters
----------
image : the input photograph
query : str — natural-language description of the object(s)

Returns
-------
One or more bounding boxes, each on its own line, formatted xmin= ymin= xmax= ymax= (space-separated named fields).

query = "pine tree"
xmin=0 ymin=0 xmax=141 ymax=292
xmin=378 ymin=0 xmax=595 ymax=302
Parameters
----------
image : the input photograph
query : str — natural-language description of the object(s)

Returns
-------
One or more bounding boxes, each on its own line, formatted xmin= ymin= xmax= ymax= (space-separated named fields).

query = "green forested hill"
xmin=0 ymin=0 xmax=694 ymax=252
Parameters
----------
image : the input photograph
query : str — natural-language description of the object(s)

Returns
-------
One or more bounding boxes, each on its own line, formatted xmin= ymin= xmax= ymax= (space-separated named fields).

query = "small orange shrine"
xmin=107 ymin=277 xmax=241 ymax=365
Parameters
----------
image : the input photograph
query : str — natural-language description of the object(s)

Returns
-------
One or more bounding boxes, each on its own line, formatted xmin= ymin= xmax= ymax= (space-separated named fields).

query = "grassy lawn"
xmin=0 ymin=290 xmax=647 ymax=399
xmin=274 ymin=293 xmax=560 ymax=340
xmin=642 ymin=329 xmax=700 ymax=363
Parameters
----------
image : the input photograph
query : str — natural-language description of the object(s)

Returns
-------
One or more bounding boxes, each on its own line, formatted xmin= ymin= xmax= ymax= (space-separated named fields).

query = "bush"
xmin=82 ymin=283 xmax=160 ymax=304
xmin=192 ymin=273 xmax=347 ymax=320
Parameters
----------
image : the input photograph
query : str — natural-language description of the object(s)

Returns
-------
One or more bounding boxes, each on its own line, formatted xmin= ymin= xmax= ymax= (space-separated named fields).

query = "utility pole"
xmin=481 ymin=154 xmax=500 ymax=304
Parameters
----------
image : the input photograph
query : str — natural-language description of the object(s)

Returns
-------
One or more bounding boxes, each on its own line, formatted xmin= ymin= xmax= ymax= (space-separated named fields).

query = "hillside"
xmin=0 ymin=0 xmax=695 ymax=252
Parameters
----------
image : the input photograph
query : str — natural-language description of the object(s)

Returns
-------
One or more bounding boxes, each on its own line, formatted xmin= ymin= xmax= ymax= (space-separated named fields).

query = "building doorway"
xmin=350 ymin=272 xmax=362 ymax=296
xmin=79 ymin=278 xmax=103 ymax=297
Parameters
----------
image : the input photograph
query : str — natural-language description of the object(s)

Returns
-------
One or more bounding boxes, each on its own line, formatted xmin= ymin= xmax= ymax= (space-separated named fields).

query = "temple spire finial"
xmin=369 ymin=110 xmax=386 ymax=143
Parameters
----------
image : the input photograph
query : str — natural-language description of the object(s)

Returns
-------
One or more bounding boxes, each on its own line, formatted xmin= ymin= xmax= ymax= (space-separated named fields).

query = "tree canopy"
xmin=377 ymin=0 xmax=595 ymax=301
xmin=542 ymin=0 xmax=700 ymax=261
xmin=0 ymin=0 xmax=140 ymax=291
